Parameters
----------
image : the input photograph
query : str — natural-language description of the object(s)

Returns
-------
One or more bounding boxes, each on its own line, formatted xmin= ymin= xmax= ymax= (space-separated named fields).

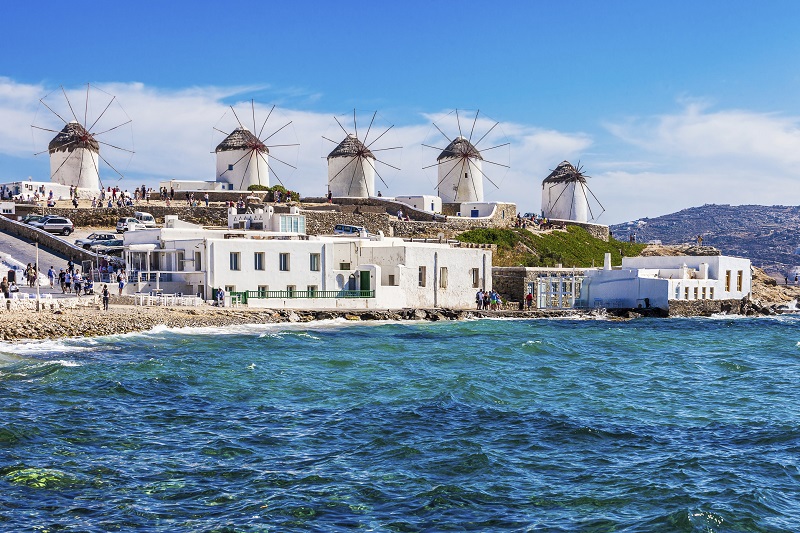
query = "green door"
xmin=360 ymin=270 xmax=371 ymax=292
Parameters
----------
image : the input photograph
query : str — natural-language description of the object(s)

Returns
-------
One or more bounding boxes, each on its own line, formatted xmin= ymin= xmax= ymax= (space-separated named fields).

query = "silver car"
xmin=30 ymin=217 xmax=74 ymax=236
xmin=75 ymin=232 xmax=117 ymax=249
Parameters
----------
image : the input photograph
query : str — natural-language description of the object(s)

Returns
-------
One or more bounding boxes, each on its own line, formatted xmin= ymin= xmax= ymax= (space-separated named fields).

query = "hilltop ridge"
xmin=610 ymin=204 xmax=800 ymax=277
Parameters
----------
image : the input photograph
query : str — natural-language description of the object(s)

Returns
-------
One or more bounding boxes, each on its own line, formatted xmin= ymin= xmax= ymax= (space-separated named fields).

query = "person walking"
xmin=117 ymin=272 xmax=125 ymax=296
xmin=526 ymin=291 xmax=533 ymax=310
xmin=102 ymin=284 xmax=110 ymax=311
xmin=47 ymin=266 xmax=55 ymax=289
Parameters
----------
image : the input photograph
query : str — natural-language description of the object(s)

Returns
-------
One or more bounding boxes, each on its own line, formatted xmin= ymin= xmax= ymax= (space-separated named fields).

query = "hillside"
xmin=610 ymin=204 xmax=800 ymax=277
xmin=457 ymin=226 xmax=645 ymax=268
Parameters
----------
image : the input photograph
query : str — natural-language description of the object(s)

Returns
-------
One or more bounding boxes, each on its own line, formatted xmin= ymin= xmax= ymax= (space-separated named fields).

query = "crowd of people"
xmin=1 ymin=258 xmax=116 ymax=311
xmin=475 ymin=289 xmax=504 ymax=310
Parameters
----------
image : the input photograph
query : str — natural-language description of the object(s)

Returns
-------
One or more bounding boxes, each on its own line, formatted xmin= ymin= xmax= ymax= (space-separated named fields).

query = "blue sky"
xmin=2 ymin=1 xmax=800 ymax=223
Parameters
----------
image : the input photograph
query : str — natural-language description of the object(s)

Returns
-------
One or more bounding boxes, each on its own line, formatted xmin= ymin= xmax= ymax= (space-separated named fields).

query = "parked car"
xmin=134 ymin=211 xmax=157 ymax=228
xmin=91 ymin=241 xmax=125 ymax=257
xmin=334 ymin=224 xmax=368 ymax=236
xmin=21 ymin=214 xmax=45 ymax=225
xmin=30 ymin=216 xmax=74 ymax=235
xmin=75 ymin=232 xmax=117 ymax=249
xmin=116 ymin=217 xmax=146 ymax=233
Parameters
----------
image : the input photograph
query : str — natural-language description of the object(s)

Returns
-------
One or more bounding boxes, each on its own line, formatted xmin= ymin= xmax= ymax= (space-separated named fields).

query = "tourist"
xmin=397 ymin=210 xmax=403 ymax=220
xmin=526 ymin=291 xmax=533 ymax=310
xmin=59 ymin=269 xmax=66 ymax=293
xmin=117 ymin=271 xmax=125 ymax=296
xmin=0 ymin=276 xmax=8 ymax=299
xmin=327 ymin=191 xmax=332 ymax=203
xmin=102 ymin=284 xmax=110 ymax=310
xmin=64 ymin=271 xmax=72 ymax=294
xmin=84 ymin=279 xmax=94 ymax=295
xmin=795 ymin=274 xmax=798 ymax=285
xmin=204 ymin=192 xmax=209 ymax=207
xmin=217 ymin=287 xmax=225 ymax=307
xmin=47 ymin=266 xmax=55 ymax=289
xmin=475 ymin=289 xmax=484 ymax=310
xmin=483 ymin=292 xmax=490 ymax=310
xmin=73 ymin=270 xmax=83 ymax=298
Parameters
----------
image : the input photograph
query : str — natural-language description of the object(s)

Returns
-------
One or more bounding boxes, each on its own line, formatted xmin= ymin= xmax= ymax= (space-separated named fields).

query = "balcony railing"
xmin=230 ymin=290 xmax=375 ymax=303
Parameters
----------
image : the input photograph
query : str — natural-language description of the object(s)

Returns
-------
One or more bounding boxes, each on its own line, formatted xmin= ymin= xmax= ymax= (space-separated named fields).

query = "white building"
xmin=437 ymin=136 xmax=484 ymax=203
xmin=395 ymin=195 xmax=442 ymax=214
xmin=541 ymin=161 xmax=590 ymax=222
xmin=578 ymin=254 xmax=752 ymax=310
xmin=122 ymin=209 xmax=492 ymax=309
xmin=215 ymin=127 xmax=270 ymax=190
xmin=327 ymin=134 xmax=375 ymax=198
xmin=49 ymin=121 xmax=101 ymax=193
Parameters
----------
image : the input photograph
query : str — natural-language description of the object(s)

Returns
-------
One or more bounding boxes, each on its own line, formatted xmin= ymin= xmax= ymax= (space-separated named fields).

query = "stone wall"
xmin=668 ymin=298 xmax=748 ymax=317
xmin=25 ymin=206 xmax=230 ymax=227
xmin=0 ymin=215 xmax=94 ymax=263
xmin=547 ymin=218 xmax=610 ymax=241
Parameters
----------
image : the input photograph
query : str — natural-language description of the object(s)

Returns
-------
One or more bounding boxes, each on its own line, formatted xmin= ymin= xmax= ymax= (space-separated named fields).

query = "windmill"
xmin=214 ymin=101 xmax=299 ymax=191
xmin=323 ymin=110 xmax=401 ymax=198
xmin=541 ymin=160 xmax=605 ymax=222
xmin=31 ymin=84 xmax=134 ymax=192
xmin=422 ymin=109 xmax=510 ymax=203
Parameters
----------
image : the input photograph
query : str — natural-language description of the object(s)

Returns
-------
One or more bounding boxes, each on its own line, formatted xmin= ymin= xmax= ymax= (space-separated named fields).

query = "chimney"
xmin=604 ymin=253 xmax=611 ymax=270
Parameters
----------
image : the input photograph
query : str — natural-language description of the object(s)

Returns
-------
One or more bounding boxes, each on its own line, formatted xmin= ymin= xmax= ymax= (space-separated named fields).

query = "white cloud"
xmin=603 ymin=103 xmax=800 ymax=221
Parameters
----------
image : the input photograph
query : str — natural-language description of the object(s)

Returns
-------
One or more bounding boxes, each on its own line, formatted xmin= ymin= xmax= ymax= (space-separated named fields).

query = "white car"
xmin=116 ymin=217 xmax=146 ymax=233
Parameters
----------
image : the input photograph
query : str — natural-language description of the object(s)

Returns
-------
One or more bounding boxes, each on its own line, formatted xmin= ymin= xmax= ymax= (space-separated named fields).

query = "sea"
xmin=1 ymin=316 xmax=798 ymax=532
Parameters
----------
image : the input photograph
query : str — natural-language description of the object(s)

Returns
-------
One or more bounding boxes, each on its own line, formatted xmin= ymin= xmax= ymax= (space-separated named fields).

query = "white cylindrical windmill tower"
xmin=437 ymin=136 xmax=484 ymax=203
xmin=541 ymin=161 xmax=590 ymax=222
xmin=48 ymin=121 xmax=100 ymax=192
xmin=215 ymin=127 xmax=270 ymax=190
xmin=327 ymin=133 xmax=375 ymax=198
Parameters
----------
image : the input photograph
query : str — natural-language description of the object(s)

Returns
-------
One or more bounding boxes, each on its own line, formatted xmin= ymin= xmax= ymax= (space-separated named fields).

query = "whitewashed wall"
xmin=437 ymin=157 xmax=483 ymax=203
xmin=328 ymin=156 xmax=375 ymax=198
xmin=216 ymin=149 xmax=270 ymax=190
xmin=50 ymin=148 xmax=100 ymax=191
xmin=541 ymin=181 xmax=589 ymax=222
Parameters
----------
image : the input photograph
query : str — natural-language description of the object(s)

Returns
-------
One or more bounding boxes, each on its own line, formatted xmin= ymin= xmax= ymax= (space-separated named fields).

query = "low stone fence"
xmin=0 ymin=215 xmax=93 ymax=263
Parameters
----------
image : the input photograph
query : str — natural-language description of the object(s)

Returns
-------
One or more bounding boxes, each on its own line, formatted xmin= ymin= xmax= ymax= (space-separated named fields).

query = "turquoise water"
xmin=1 ymin=317 xmax=799 ymax=531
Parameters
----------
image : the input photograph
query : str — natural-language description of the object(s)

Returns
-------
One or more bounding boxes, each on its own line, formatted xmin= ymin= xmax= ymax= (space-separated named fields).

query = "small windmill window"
xmin=228 ymin=164 xmax=234 ymax=171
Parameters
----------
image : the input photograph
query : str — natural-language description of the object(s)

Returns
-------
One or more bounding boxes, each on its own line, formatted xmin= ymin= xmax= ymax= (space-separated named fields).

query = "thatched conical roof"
xmin=543 ymin=161 xmax=587 ymax=185
xmin=437 ymin=136 xmax=482 ymax=161
xmin=48 ymin=121 xmax=99 ymax=154
xmin=215 ymin=127 xmax=268 ymax=153
xmin=328 ymin=134 xmax=374 ymax=159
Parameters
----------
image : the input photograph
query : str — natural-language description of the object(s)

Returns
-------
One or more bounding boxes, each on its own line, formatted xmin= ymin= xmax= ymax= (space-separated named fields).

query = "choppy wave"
xmin=0 ymin=317 xmax=798 ymax=530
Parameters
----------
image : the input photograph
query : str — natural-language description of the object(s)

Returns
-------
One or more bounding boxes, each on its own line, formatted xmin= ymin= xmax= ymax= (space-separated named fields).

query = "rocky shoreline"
xmin=1 ymin=297 xmax=794 ymax=342
xmin=1 ymin=305 xmax=593 ymax=342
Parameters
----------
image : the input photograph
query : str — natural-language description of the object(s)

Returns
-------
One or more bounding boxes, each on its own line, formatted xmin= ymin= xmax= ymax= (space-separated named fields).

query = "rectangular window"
xmin=339 ymin=262 xmax=351 ymax=270
xmin=254 ymin=252 xmax=265 ymax=271
xmin=709 ymin=287 xmax=715 ymax=299
xmin=286 ymin=285 xmax=296 ymax=296
xmin=307 ymin=285 xmax=318 ymax=297
xmin=694 ymin=287 xmax=699 ymax=299
xmin=701 ymin=287 xmax=707 ymax=299
xmin=177 ymin=251 xmax=184 ymax=272
xmin=419 ymin=266 xmax=427 ymax=287
xmin=388 ymin=274 xmax=395 ymax=286
xmin=229 ymin=252 xmax=240 ymax=271
xmin=310 ymin=253 xmax=321 ymax=272
xmin=439 ymin=267 xmax=448 ymax=289
xmin=194 ymin=251 xmax=201 ymax=272
xmin=279 ymin=253 xmax=290 ymax=271
xmin=225 ymin=285 xmax=235 ymax=293
xmin=471 ymin=268 xmax=480 ymax=288
xmin=685 ymin=287 xmax=690 ymax=299
xmin=725 ymin=270 xmax=732 ymax=291
xmin=258 ymin=285 xmax=269 ymax=297
xmin=736 ymin=270 xmax=743 ymax=291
